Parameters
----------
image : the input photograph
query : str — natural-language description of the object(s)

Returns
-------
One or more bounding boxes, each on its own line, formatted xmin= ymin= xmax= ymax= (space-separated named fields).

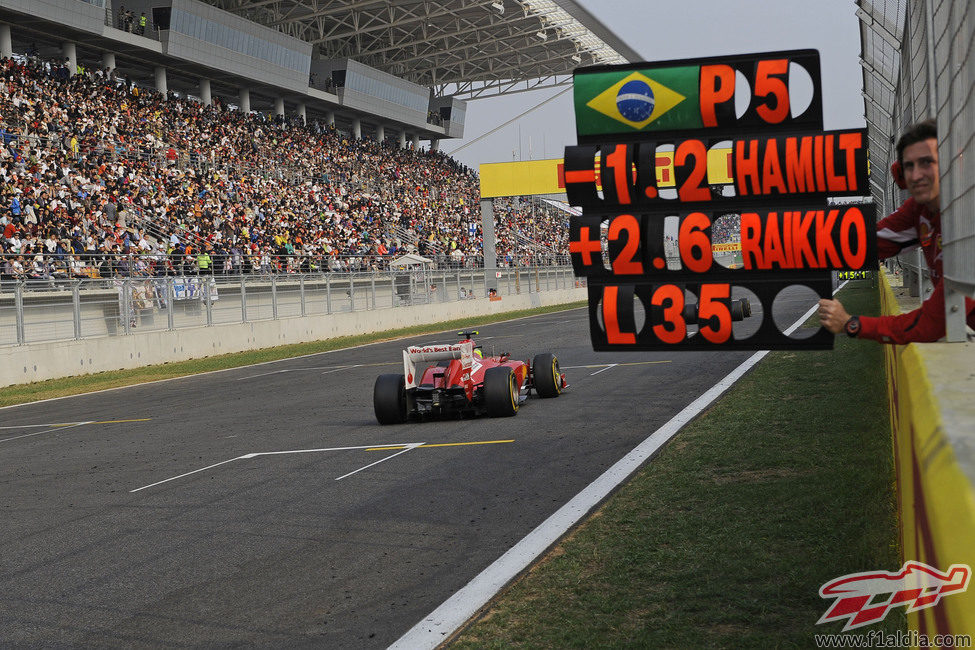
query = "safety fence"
xmin=0 ymin=251 xmax=570 ymax=280
xmin=883 ymin=250 xmax=933 ymax=302
xmin=0 ymin=265 xmax=578 ymax=347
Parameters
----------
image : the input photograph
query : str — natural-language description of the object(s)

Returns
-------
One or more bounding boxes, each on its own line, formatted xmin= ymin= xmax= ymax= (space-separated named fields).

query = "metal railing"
xmin=884 ymin=249 xmax=934 ymax=301
xmin=105 ymin=8 xmax=160 ymax=42
xmin=0 ymin=252 xmax=570 ymax=281
xmin=0 ymin=265 xmax=581 ymax=347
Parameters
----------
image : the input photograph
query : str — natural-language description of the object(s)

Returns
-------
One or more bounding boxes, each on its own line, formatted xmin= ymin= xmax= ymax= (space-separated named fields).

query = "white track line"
xmin=322 ymin=364 xmax=361 ymax=375
xmin=236 ymin=366 xmax=346 ymax=380
xmin=0 ymin=422 xmax=87 ymax=444
xmin=0 ymin=422 xmax=83 ymax=429
xmin=589 ymin=363 xmax=617 ymax=376
xmin=130 ymin=457 xmax=246 ymax=493
xmin=334 ymin=443 xmax=423 ymax=481
xmin=389 ymin=288 xmax=843 ymax=650
xmin=130 ymin=443 xmax=425 ymax=493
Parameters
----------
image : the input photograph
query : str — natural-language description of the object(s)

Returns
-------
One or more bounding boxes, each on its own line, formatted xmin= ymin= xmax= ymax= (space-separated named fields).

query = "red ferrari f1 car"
xmin=373 ymin=330 xmax=566 ymax=424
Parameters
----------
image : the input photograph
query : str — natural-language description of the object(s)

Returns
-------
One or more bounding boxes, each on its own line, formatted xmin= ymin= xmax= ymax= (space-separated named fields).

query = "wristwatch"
xmin=844 ymin=316 xmax=861 ymax=338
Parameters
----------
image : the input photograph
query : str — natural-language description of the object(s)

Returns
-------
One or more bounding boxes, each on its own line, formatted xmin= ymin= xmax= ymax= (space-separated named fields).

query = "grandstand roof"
xmin=200 ymin=0 xmax=639 ymax=98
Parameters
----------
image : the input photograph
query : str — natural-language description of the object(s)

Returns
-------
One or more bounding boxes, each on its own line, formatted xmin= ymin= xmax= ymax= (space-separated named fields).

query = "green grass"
xmin=451 ymin=280 xmax=903 ymax=648
xmin=0 ymin=301 xmax=586 ymax=407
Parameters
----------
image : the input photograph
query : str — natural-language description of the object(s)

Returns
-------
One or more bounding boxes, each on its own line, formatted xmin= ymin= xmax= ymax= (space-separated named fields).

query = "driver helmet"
xmin=474 ymin=349 xmax=483 ymax=358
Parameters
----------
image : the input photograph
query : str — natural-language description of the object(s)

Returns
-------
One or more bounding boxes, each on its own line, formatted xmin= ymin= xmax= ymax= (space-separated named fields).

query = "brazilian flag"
xmin=574 ymin=65 xmax=702 ymax=137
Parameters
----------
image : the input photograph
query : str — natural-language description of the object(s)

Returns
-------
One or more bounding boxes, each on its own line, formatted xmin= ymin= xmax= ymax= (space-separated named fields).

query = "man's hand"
xmin=818 ymin=298 xmax=851 ymax=334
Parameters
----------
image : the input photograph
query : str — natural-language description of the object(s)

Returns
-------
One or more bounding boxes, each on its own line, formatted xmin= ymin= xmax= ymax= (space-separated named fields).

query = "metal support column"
xmin=72 ymin=283 xmax=82 ymax=339
xmin=122 ymin=281 xmax=131 ymax=335
xmin=945 ymin=284 xmax=968 ymax=342
xmin=271 ymin=275 xmax=278 ymax=319
xmin=15 ymin=283 xmax=25 ymax=344
xmin=0 ymin=24 xmax=12 ymax=59
xmin=240 ymin=275 xmax=248 ymax=322
xmin=205 ymin=280 xmax=213 ymax=326
xmin=481 ymin=198 xmax=497 ymax=294
xmin=167 ymin=278 xmax=175 ymax=330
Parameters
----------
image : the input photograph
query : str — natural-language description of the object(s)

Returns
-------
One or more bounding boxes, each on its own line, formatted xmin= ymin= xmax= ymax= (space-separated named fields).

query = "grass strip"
xmin=451 ymin=280 xmax=902 ymax=648
xmin=0 ymin=300 xmax=586 ymax=408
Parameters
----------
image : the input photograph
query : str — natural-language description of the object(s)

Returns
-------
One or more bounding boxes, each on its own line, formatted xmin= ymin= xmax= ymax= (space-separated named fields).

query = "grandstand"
xmin=0 ymin=0 xmax=637 ymax=280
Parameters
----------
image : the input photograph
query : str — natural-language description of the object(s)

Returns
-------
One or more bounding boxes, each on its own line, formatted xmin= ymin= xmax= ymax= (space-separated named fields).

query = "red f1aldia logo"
xmin=818 ymin=561 xmax=970 ymax=631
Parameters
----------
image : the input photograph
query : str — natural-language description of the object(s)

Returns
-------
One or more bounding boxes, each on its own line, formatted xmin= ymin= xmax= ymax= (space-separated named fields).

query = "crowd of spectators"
xmin=0 ymin=52 xmax=570 ymax=284
xmin=710 ymin=213 xmax=741 ymax=245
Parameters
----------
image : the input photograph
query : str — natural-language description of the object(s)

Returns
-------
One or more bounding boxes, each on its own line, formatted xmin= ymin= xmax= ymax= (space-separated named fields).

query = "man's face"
xmin=902 ymin=138 xmax=940 ymax=209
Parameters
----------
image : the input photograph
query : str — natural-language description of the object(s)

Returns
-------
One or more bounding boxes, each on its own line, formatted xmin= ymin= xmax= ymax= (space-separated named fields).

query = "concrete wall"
xmin=881 ymin=270 xmax=975 ymax=635
xmin=164 ymin=0 xmax=312 ymax=91
xmin=0 ymin=0 xmax=106 ymax=36
xmin=0 ymin=287 xmax=585 ymax=387
xmin=429 ymin=95 xmax=466 ymax=138
xmin=317 ymin=59 xmax=441 ymax=132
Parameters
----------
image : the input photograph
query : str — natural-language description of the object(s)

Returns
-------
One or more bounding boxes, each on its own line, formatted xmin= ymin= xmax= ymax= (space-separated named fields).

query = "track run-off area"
xmin=0 ymin=289 xmax=820 ymax=648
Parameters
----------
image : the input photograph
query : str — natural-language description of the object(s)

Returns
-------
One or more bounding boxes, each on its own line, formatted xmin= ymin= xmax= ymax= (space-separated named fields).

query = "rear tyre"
xmin=484 ymin=366 xmax=519 ymax=417
xmin=374 ymin=374 xmax=408 ymax=424
xmin=532 ymin=353 xmax=562 ymax=398
xmin=731 ymin=298 xmax=752 ymax=321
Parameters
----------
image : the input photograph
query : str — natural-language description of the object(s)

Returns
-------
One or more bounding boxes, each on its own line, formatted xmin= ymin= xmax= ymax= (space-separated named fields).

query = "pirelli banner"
xmin=566 ymin=49 xmax=876 ymax=351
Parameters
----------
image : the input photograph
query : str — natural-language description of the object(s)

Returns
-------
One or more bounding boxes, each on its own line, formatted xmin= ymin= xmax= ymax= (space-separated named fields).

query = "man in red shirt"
xmin=818 ymin=119 xmax=975 ymax=343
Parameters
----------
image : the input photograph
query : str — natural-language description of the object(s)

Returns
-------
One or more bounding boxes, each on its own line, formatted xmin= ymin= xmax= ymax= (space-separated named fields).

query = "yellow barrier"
xmin=711 ymin=242 xmax=741 ymax=253
xmin=478 ymin=147 xmax=734 ymax=199
xmin=479 ymin=158 xmax=566 ymax=198
xmin=881 ymin=273 xmax=975 ymax=637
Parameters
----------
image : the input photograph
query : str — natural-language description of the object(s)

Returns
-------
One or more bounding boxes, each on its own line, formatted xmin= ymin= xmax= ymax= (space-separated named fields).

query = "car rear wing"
xmin=403 ymin=341 xmax=474 ymax=389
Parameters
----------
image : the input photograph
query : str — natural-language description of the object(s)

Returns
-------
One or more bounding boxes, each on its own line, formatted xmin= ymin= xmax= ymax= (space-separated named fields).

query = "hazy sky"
xmin=445 ymin=0 xmax=865 ymax=170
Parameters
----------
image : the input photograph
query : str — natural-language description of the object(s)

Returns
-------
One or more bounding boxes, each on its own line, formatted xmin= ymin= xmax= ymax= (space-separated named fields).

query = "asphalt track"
xmin=0 ymin=290 xmax=816 ymax=648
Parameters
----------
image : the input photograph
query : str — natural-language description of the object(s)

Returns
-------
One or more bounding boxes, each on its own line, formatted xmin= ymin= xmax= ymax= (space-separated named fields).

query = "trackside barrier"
xmin=880 ymin=271 xmax=975 ymax=636
xmin=0 ymin=279 xmax=585 ymax=388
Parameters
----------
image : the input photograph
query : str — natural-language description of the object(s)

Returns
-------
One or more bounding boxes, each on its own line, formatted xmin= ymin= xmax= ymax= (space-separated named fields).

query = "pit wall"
xmin=0 ymin=287 xmax=586 ymax=388
xmin=880 ymin=271 xmax=975 ymax=635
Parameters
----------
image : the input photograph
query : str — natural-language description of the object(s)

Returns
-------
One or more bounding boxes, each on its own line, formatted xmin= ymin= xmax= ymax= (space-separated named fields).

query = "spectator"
xmin=196 ymin=246 xmax=211 ymax=275
xmin=818 ymin=119 xmax=975 ymax=342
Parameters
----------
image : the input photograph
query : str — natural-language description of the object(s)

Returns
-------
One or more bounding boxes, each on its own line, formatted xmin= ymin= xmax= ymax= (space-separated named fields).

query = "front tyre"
xmin=484 ymin=366 xmax=519 ymax=417
xmin=532 ymin=353 xmax=562 ymax=398
xmin=374 ymin=374 xmax=408 ymax=424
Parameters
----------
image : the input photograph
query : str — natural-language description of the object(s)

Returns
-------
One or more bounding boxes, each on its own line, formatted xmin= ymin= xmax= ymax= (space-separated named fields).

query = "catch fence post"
xmin=271 ymin=275 xmax=278 ymax=319
xmin=240 ymin=275 xmax=248 ymax=322
xmin=15 ymin=282 xmax=25 ymax=344
xmin=72 ymin=282 xmax=82 ymax=340
xmin=122 ymin=280 xmax=131 ymax=335
xmin=326 ymin=274 xmax=332 ymax=314
xmin=167 ymin=277 xmax=175 ymax=330
xmin=205 ymin=279 xmax=213 ymax=326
